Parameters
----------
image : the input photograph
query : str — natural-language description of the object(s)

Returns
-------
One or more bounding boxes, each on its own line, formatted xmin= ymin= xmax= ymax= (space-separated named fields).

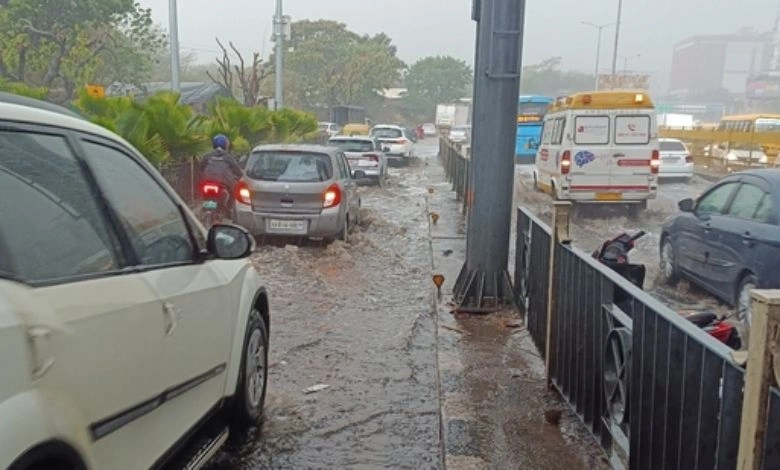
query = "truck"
xmin=657 ymin=113 xmax=694 ymax=129
xmin=330 ymin=105 xmax=366 ymax=127
xmin=435 ymin=104 xmax=456 ymax=132
xmin=453 ymin=102 xmax=471 ymax=127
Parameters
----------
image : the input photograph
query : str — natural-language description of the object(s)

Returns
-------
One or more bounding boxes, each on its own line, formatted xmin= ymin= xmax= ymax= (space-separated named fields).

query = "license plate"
xmin=268 ymin=219 xmax=305 ymax=231
xmin=662 ymin=157 xmax=678 ymax=163
xmin=359 ymin=160 xmax=374 ymax=166
xmin=202 ymin=200 xmax=218 ymax=210
xmin=596 ymin=192 xmax=623 ymax=201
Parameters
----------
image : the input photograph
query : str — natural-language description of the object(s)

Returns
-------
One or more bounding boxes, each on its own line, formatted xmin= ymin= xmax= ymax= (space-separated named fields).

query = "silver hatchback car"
xmin=234 ymin=144 xmax=361 ymax=242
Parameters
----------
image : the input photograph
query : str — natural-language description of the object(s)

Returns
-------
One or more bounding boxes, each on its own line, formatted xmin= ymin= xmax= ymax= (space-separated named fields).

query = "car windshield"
xmin=329 ymin=139 xmax=374 ymax=152
xmin=372 ymin=128 xmax=403 ymax=139
xmin=247 ymin=151 xmax=333 ymax=182
xmin=660 ymin=140 xmax=686 ymax=151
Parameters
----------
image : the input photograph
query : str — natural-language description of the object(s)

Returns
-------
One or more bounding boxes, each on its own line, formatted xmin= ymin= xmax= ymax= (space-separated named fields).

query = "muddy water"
xmin=209 ymin=143 xmax=444 ymax=469
xmin=511 ymin=165 xmax=732 ymax=317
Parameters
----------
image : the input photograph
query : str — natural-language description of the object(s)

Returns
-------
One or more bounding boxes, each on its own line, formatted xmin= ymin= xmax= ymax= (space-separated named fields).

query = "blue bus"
xmin=515 ymin=95 xmax=554 ymax=164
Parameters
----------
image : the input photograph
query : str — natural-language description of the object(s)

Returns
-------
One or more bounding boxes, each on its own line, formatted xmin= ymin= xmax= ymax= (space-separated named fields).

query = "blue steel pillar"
xmin=453 ymin=0 xmax=526 ymax=312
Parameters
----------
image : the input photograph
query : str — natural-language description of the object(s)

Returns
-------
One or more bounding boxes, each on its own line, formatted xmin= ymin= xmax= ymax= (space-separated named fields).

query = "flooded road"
xmin=512 ymin=165 xmax=733 ymax=316
xmin=210 ymin=143 xmax=443 ymax=469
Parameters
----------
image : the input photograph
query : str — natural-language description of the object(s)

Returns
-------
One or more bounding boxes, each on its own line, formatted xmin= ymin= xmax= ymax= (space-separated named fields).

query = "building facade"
xmin=669 ymin=28 xmax=773 ymax=101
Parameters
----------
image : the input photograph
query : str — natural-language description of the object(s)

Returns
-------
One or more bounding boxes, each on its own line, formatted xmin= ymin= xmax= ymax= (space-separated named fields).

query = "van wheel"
xmin=229 ymin=308 xmax=269 ymax=430
xmin=628 ymin=202 xmax=646 ymax=219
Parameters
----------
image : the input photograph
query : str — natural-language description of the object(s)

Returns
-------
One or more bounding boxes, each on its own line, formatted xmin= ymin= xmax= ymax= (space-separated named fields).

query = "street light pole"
xmin=273 ymin=0 xmax=284 ymax=110
xmin=581 ymin=21 xmax=615 ymax=90
xmin=168 ymin=0 xmax=180 ymax=91
xmin=610 ymin=0 xmax=623 ymax=82
xmin=620 ymin=54 xmax=641 ymax=74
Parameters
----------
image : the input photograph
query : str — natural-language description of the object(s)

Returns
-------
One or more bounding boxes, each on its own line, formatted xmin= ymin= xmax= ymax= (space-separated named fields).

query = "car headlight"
xmin=760 ymin=154 xmax=768 ymax=164
xmin=726 ymin=153 xmax=737 ymax=161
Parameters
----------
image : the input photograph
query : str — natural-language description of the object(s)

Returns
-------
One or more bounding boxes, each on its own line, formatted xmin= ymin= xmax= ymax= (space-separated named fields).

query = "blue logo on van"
xmin=574 ymin=151 xmax=595 ymax=168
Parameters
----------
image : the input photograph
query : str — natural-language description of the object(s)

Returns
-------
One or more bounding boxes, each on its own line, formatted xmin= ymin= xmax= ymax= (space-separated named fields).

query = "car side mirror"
xmin=207 ymin=224 xmax=254 ymax=259
xmin=678 ymin=198 xmax=695 ymax=212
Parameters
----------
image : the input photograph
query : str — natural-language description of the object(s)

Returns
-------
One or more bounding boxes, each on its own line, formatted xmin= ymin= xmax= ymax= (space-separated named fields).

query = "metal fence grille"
xmin=513 ymin=205 xmax=780 ymax=469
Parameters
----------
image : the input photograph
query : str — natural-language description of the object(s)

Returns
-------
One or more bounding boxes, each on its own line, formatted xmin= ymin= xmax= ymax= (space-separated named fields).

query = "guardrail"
xmin=514 ymin=202 xmax=780 ymax=470
xmin=439 ymin=137 xmax=471 ymax=214
xmin=659 ymin=128 xmax=779 ymax=176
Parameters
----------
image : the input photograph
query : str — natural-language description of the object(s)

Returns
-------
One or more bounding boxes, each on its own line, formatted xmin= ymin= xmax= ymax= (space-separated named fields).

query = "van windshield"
xmin=248 ymin=151 xmax=333 ymax=182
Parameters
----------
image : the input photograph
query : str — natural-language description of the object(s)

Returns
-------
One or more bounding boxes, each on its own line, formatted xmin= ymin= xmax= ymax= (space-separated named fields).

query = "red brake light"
xmin=235 ymin=181 xmax=251 ymax=205
xmin=651 ymin=150 xmax=660 ymax=174
xmin=397 ymin=138 xmax=409 ymax=144
xmin=201 ymin=182 xmax=220 ymax=197
xmin=365 ymin=153 xmax=379 ymax=162
xmin=685 ymin=155 xmax=693 ymax=163
xmin=323 ymin=183 xmax=342 ymax=208
xmin=561 ymin=151 xmax=571 ymax=175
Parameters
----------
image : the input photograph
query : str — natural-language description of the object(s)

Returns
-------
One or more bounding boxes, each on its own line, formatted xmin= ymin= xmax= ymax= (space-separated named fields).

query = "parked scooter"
xmin=592 ymin=231 xmax=742 ymax=350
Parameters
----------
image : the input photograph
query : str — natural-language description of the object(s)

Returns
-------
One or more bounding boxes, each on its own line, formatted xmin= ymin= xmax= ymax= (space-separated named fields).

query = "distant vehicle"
xmin=370 ymin=125 xmax=414 ymax=163
xmin=516 ymin=95 xmax=554 ymax=164
xmin=657 ymin=113 xmax=694 ymax=129
xmin=235 ymin=144 xmax=361 ymax=243
xmin=318 ymin=122 xmax=340 ymax=138
xmin=533 ymin=90 xmax=659 ymax=217
xmin=435 ymin=104 xmax=456 ymax=133
xmin=449 ymin=125 xmax=470 ymax=144
xmin=330 ymin=105 xmax=366 ymax=128
xmin=658 ymin=138 xmax=694 ymax=181
xmin=342 ymin=123 xmax=371 ymax=136
xmin=706 ymin=143 xmax=768 ymax=167
xmin=660 ymin=169 xmax=780 ymax=327
xmin=422 ymin=123 xmax=437 ymax=136
xmin=0 ymin=96 xmax=269 ymax=470
xmin=328 ymin=135 xmax=388 ymax=186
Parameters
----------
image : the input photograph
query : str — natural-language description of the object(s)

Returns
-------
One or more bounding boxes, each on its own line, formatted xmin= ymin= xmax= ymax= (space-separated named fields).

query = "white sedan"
xmin=658 ymin=138 xmax=694 ymax=181
xmin=0 ymin=96 xmax=269 ymax=470
xmin=370 ymin=125 xmax=414 ymax=162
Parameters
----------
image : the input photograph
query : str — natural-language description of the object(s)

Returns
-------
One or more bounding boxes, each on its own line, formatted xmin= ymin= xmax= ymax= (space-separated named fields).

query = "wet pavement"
xmin=209 ymin=141 xmax=608 ymax=469
xmin=512 ymin=165 xmax=735 ymax=318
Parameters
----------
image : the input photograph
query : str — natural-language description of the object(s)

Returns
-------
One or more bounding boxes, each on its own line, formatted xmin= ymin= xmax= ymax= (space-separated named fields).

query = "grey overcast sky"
xmin=139 ymin=0 xmax=777 ymax=90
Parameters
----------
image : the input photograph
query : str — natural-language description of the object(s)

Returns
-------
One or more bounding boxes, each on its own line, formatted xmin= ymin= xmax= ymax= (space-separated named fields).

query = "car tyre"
xmin=338 ymin=216 xmax=349 ymax=243
xmin=737 ymin=274 xmax=757 ymax=327
xmin=229 ymin=308 xmax=269 ymax=430
xmin=660 ymin=238 xmax=680 ymax=285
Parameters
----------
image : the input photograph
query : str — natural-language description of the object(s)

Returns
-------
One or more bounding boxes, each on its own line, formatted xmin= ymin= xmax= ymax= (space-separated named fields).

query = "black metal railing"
xmin=514 ymin=206 xmax=780 ymax=470
xmin=439 ymin=137 xmax=470 ymax=214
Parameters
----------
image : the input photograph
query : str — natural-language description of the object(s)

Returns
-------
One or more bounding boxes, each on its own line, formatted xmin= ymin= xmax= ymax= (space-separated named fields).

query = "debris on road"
xmin=441 ymin=324 xmax=470 ymax=336
xmin=544 ymin=409 xmax=563 ymax=426
xmin=302 ymin=384 xmax=330 ymax=394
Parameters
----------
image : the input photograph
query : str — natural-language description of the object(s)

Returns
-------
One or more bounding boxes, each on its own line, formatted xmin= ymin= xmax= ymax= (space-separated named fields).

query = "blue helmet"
xmin=212 ymin=134 xmax=230 ymax=150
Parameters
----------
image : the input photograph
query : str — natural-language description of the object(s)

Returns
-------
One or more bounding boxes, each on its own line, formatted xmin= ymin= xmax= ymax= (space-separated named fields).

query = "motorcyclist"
xmin=199 ymin=134 xmax=243 ymax=210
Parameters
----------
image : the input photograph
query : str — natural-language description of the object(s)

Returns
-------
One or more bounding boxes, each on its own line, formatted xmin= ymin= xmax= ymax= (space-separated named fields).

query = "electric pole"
xmin=273 ymin=0 xmax=285 ymax=109
xmin=453 ymin=0 xmax=526 ymax=311
xmin=168 ymin=0 xmax=180 ymax=91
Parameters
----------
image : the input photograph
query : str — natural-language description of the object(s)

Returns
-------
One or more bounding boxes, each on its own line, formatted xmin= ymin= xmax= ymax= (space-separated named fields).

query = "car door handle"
xmin=742 ymin=232 xmax=755 ymax=245
xmin=613 ymin=153 xmax=625 ymax=158
xmin=27 ymin=326 xmax=55 ymax=380
xmin=163 ymin=302 xmax=179 ymax=336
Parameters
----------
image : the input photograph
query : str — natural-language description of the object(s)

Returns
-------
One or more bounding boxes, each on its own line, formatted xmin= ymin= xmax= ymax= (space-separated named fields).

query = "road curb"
xmin=425 ymin=180 xmax=489 ymax=469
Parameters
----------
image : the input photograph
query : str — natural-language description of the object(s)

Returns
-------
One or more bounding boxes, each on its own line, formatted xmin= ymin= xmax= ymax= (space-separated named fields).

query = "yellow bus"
xmin=718 ymin=114 xmax=780 ymax=133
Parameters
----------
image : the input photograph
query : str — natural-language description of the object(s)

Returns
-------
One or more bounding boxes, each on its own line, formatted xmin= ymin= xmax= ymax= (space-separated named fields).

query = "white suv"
xmin=0 ymin=97 xmax=270 ymax=469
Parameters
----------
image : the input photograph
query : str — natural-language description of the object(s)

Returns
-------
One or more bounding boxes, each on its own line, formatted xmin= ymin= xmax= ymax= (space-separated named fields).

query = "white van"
xmin=533 ymin=91 xmax=659 ymax=215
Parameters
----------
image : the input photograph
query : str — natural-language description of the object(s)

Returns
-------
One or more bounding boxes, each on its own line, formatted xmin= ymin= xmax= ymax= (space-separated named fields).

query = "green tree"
xmin=405 ymin=56 xmax=472 ymax=104
xmin=520 ymin=57 xmax=594 ymax=96
xmin=0 ymin=1 xmax=164 ymax=100
xmin=276 ymin=20 xmax=405 ymax=109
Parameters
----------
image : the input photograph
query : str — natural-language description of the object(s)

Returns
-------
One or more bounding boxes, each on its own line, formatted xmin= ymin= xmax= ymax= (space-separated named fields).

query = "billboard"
xmin=598 ymin=74 xmax=651 ymax=90
xmin=746 ymin=77 xmax=780 ymax=99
